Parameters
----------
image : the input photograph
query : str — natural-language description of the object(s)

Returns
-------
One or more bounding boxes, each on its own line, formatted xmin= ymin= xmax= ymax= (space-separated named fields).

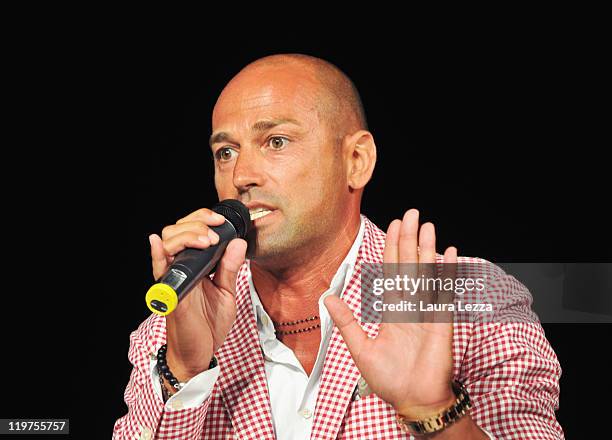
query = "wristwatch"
xmin=396 ymin=381 xmax=472 ymax=436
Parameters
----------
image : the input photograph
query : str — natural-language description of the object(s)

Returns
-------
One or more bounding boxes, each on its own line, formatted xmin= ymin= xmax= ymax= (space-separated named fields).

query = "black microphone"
xmin=145 ymin=199 xmax=251 ymax=316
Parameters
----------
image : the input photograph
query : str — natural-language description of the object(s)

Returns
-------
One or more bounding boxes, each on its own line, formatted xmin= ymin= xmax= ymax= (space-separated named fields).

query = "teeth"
xmin=249 ymin=209 xmax=272 ymax=220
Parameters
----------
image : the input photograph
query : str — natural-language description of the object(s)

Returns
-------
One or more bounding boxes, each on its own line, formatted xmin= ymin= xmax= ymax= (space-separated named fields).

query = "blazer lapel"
xmin=310 ymin=217 xmax=385 ymax=440
xmin=216 ymin=265 xmax=276 ymax=439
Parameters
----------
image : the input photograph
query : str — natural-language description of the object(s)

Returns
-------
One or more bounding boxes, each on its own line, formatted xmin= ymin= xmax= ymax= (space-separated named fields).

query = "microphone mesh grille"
xmin=212 ymin=199 xmax=251 ymax=238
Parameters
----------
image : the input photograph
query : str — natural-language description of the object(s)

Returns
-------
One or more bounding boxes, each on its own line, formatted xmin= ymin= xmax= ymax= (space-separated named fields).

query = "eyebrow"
xmin=209 ymin=118 xmax=301 ymax=147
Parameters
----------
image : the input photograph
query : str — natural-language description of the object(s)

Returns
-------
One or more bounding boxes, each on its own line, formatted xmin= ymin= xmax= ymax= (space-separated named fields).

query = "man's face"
xmin=211 ymin=65 xmax=347 ymax=261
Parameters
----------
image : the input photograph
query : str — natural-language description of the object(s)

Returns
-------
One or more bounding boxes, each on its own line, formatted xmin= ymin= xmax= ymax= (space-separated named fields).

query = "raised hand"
xmin=325 ymin=209 xmax=458 ymax=420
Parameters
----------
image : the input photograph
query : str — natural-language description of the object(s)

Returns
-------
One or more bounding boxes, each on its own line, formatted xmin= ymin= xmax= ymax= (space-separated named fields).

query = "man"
xmin=113 ymin=54 xmax=563 ymax=439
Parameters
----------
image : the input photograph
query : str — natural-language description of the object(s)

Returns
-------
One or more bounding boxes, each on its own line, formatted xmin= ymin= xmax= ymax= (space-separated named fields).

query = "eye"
xmin=215 ymin=147 xmax=236 ymax=162
xmin=267 ymin=136 xmax=289 ymax=150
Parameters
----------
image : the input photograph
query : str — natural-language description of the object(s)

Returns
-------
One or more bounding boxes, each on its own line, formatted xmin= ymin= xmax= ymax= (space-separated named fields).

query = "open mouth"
xmin=249 ymin=208 xmax=273 ymax=221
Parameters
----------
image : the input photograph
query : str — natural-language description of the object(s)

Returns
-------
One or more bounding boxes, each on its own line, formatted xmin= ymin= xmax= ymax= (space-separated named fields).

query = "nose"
xmin=232 ymin=145 xmax=265 ymax=193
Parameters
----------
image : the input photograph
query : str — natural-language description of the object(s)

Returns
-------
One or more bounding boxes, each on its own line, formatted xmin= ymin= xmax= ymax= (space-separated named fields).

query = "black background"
xmin=3 ymin=34 xmax=610 ymax=438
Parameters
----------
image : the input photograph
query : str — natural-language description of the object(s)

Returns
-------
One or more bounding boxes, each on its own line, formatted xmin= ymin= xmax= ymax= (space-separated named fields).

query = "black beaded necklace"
xmin=272 ymin=315 xmax=321 ymax=335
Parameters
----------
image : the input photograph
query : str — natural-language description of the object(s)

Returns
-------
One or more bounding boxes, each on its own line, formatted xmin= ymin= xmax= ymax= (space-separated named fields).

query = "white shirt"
xmin=150 ymin=215 xmax=494 ymax=439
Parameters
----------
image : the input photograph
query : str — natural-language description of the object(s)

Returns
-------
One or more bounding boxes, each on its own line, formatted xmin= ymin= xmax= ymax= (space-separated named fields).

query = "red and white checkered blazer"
xmin=113 ymin=216 xmax=564 ymax=439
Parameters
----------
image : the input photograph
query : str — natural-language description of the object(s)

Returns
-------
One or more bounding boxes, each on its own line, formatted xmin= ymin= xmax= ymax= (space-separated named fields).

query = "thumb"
xmin=324 ymin=295 xmax=369 ymax=361
xmin=212 ymin=238 xmax=248 ymax=294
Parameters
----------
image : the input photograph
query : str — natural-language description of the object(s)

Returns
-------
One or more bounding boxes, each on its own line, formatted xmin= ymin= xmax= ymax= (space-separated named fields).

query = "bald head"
xmin=217 ymin=54 xmax=367 ymax=140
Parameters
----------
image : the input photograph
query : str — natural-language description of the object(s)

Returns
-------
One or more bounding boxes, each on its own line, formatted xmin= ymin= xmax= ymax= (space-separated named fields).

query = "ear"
xmin=342 ymin=130 xmax=377 ymax=190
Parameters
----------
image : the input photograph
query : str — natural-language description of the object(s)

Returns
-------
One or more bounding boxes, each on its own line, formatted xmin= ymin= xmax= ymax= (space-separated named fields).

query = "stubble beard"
xmin=245 ymin=213 xmax=324 ymax=268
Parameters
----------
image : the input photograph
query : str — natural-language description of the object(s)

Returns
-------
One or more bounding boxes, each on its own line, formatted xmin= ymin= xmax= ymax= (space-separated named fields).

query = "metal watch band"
xmin=396 ymin=381 xmax=472 ymax=436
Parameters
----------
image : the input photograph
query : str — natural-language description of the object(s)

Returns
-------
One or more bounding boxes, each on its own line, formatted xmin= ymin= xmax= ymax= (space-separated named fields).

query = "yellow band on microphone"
xmin=145 ymin=283 xmax=178 ymax=316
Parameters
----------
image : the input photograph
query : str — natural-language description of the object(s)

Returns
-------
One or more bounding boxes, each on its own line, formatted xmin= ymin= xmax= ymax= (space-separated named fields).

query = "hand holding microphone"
xmin=146 ymin=200 xmax=251 ymax=381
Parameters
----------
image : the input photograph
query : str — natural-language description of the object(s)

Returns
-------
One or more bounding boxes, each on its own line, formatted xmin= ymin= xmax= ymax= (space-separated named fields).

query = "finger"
xmin=162 ymin=231 xmax=216 ymax=256
xmin=176 ymin=208 xmax=226 ymax=226
xmin=397 ymin=211 xmax=420 ymax=322
xmin=212 ymin=238 xmax=247 ymax=295
xmin=381 ymin=220 xmax=403 ymax=322
xmin=383 ymin=219 xmax=401 ymax=264
xmin=440 ymin=246 xmax=458 ymax=292
xmin=435 ymin=246 xmax=457 ymax=323
xmin=416 ymin=223 xmax=437 ymax=322
xmin=398 ymin=209 xmax=419 ymax=264
xmin=442 ymin=246 xmax=457 ymax=268
xmin=382 ymin=219 xmax=401 ymax=296
xmin=324 ymin=295 xmax=369 ymax=361
xmin=417 ymin=223 xmax=437 ymax=287
xmin=149 ymin=234 xmax=168 ymax=280
xmin=162 ymin=221 xmax=220 ymax=245
xmin=418 ymin=222 xmax=436 ymax=264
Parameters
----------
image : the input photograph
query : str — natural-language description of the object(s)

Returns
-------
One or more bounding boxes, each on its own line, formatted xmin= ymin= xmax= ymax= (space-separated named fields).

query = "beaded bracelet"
xmin=156 ymin=344 xmax=218 ymax=401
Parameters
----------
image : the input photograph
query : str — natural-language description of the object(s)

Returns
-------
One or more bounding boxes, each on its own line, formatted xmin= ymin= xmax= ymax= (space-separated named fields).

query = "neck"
xmin=250 ymin=214 xmax=361 ymax=321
